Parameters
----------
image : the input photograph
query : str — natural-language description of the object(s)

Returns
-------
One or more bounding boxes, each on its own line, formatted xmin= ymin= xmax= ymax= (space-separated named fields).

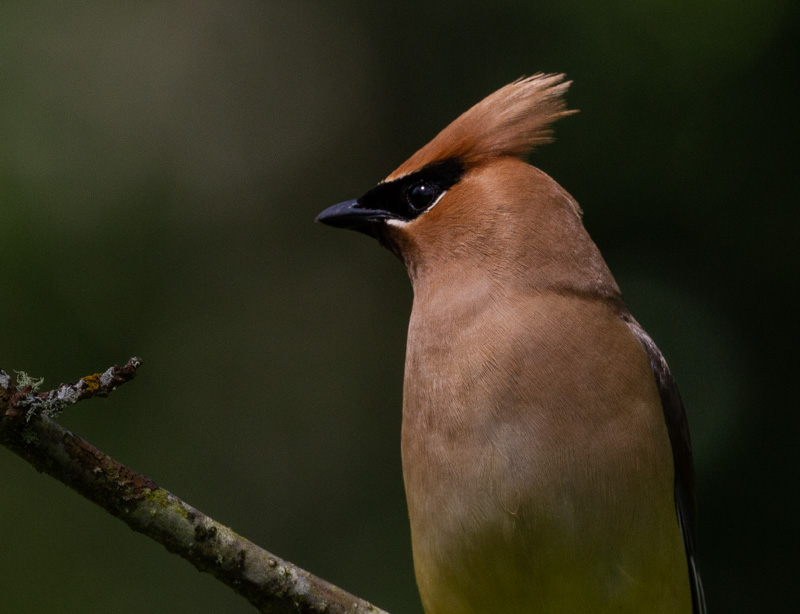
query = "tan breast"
xmin=401 ymin=288 xmax=692 ymax=613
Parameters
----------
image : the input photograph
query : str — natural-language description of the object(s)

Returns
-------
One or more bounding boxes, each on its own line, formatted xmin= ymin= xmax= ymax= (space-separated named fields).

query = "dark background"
xmin=1 ymin=2 xmax=798 ymax=612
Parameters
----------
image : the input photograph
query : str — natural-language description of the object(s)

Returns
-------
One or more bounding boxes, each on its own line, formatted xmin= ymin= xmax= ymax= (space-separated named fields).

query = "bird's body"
xmin=401 ymin=159 xmax=691 ymax=613
xmin=405 ymin=297 xmax=689 ymax=614
xmin=318 ymin=75 xmax=704 ymax=613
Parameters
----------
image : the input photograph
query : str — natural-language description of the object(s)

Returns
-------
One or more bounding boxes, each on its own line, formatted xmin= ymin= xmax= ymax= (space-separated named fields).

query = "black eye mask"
xmin=355 ymin=157 xmax=465 ymax=222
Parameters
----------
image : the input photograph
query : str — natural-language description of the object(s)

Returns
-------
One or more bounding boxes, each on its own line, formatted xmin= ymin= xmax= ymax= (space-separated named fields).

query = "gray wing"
xmin=625 ymin=316 xmax=707 ymax=614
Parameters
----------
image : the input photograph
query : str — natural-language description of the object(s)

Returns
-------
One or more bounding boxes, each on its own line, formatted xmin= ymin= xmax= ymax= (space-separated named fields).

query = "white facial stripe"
xmin=382 ymin=189 xmax=449 ymax=228
xmin=380 ymin=171 xmax=410 ymax=183
xmin=426 ymin=190 xmax=448 ymax=213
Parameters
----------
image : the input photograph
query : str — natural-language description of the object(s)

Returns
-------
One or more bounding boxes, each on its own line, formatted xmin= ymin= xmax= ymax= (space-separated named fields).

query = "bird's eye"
xmin=407 ymin=182 xmax=439 ymax=211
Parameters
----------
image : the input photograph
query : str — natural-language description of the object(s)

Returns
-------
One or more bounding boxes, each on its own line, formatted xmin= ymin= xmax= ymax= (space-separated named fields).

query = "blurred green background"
xmin=1 ymin=1 xmax=798 ymax=612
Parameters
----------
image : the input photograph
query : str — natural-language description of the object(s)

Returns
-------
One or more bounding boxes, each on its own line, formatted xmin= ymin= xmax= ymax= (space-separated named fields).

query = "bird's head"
xmin=317 ymin=74 xmax=620 ymax=300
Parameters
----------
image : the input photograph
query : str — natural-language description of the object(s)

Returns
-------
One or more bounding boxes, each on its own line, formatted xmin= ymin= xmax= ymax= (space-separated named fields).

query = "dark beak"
xmin=315 ymin=199 xmax=391 ymax=235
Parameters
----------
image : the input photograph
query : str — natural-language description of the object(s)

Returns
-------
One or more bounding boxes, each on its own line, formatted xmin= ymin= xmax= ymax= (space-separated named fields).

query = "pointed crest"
xmin=386 ymin=74 xmax=576 ymax=181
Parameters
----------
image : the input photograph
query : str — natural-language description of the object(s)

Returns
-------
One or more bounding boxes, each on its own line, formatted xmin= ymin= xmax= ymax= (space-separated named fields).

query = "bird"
xmin=316 ymin=74 xmax=705 ymax=614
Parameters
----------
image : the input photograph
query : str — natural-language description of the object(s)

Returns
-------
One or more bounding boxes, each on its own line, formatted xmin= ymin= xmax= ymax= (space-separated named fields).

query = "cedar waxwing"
xmin=317 ymin=74 xmax=705 ymax=614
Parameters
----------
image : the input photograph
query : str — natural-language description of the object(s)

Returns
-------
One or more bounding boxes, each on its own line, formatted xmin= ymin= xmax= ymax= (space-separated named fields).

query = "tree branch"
xmin=0 ymin=359 xmax=388 ymax=614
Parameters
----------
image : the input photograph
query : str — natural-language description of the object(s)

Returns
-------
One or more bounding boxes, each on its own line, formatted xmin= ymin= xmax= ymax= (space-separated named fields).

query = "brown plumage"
xmin=387 ymin=74 xmax=576 ymax=181
xmin=317 ymin=74 xmax=704 ymax=614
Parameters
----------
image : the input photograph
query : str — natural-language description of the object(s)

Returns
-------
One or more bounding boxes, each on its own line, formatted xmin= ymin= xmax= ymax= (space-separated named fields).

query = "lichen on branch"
xmin=0 ymin=358 xmax=387 ymax=614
